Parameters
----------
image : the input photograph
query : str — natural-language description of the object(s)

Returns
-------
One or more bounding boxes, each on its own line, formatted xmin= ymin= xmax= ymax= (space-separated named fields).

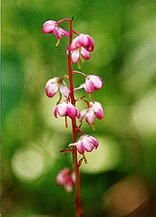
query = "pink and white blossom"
xmin=80 ymin=101 xmax=104 ymax=125
xmin=69 ymin=134 xmax=99 ymax=154
xmin=54 ymin=101 xmax=81 ymax=119
xmin=42 ymin=20 xmax=70 ymax=39
xmin=74 ymin=75 xmax=104 ymax=94
xmin=45 ymin=77 xmax=70 ymax=98
xmin=67 ymin=34 xmax=94 ymax=64
xmin=56 ymin=168 xmax=75 ymax=193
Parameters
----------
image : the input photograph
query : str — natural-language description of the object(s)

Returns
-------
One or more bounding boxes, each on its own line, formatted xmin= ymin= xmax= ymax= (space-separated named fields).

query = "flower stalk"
xmin=68 ymin=19 xmax=82 ymax=217
xmin=42 ymin=17 xmax=104 ymax=217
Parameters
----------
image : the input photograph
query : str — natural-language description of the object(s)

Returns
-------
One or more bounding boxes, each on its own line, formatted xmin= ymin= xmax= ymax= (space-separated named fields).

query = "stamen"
xmin=77 ymin=61 xmax=81 ymax=69
xmin=83 ymin=153 xmax=88 ymax=164
xmin=56 ymin=39 xmax=60 ymax=46
xmin=79 ymin=47 xmax=84 ymax=63
xmin=90 ymin=125 xmax=95 ymax=131
xmin=56 ymin=91 xmax=62 ymax=105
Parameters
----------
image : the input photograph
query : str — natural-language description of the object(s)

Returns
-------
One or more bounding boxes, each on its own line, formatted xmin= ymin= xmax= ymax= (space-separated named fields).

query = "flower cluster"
xmin=43 ymin=18 xmax=105 ymax=195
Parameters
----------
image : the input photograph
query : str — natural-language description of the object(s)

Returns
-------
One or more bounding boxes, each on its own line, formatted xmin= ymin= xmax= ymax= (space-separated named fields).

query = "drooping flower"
xmin=42 ymin=20 xmax=70 ymax=39
xmin=69 ymin=134 xmax=99 ymax=154
xmin=56 ymin=168 xmax=76 ymax=193
xmin=80 ymin=101 xmax=104 ymax=125
xmin=45 ymin=77 xmax=70 ymax=98
xmin=42 ymin=20 xmax=69 ymax=46
xmin=67 ymin=34 xmax=94 ymax=64
xmin=74 ymin=75 xmax=104 ymax=94
xmin=54 ymin=101 xmax=81 ymax=119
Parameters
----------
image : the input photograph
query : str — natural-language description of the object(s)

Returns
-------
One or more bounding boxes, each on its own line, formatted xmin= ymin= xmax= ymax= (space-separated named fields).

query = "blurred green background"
xmin=2 ymin=0 xmax=156 ymax=216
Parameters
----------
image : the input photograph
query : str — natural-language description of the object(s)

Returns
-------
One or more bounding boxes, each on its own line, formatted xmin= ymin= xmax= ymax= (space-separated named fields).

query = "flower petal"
xmin=71 ymin=49 xmax=80 ymax=64
xmin=58 ymin=102 xmax=68 ymax=116
xmin=90 ymin=75 xmax=104 ymax=90
xmin=81 ymin=47 xmax=90 ymax=60
xmin=76 ymin=108 xmax=81 ymax=119
xmin=78 ymin=34 xmax=90 ymax=47
xmin=45 ymin=77 xmax=58 ymax=89
xmin=59 ymin=27 xmax=70 ymax=37
xmin=85 ymin=108 xmax=95 ymax=125
xmin=69 ymin=142 xmax=78 ymax=147
xmin=67 ymin=103 xmax=77 ymax=118
xmin=78 ymin=34 xmax=94 ymax=52
xmin=84 ymin=79 xmax=94 ymax=94
xmin=60 ymin=84 xmax=70 ymax=98
xmin=77 ymin=140 xmax=85 ymax=154
xmin=82 ymin=136 xmax=94 ymax=152
xmin=54 ymin=105 xmax=59 ymax=118
xmin=64 ymin=178 xmax=74 ymax=193
xmin=42 ymin=20 xmax=56 ymax=34
xmin=90 ymin=136 xmax=99 ymax=149
xmin=54 ymin=27 xmax=62 ymax=39
xmin=73 ymin=84 xmax=84 ymax=92
xmin=46 ymin=83 xmax=58 ymax=97
xmin=67 ymin=37 xmax=80 ymax=51
xmin=86 ymin=34 xmax=94 ymax=52
xmin=79 ymin=108 xmax=87 ymax=122
xmin=92 ymin=102 xmax=104 ymax=119
xmin=56 ymin=168 xmax=69 ymax=185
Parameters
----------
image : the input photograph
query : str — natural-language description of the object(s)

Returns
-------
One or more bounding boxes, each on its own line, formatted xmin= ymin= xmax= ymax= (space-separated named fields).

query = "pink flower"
xmin=80 ymin=101 xmax=104 ymax=125
xmin=69 ymin=134 xmax=99 ymax=154
xmin=45 ymin=77 xmax=70 ymax=98
xmin=42 ymin=20 xmax=70 ymax=39
xmin=75 ymin=75 xmax=104 ymax=94
xmin=54 ymin=101 xmax=81 ymax=119
xmin=67 ymin=34 xmax=94 ymax=64
xmin=56 ymin=168 xmax=75 ymax=193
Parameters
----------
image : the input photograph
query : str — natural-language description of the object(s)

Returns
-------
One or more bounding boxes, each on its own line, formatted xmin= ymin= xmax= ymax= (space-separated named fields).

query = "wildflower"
xmin=45 ymin=77 xmax=70 ymax=98
xmin=74 ymin=75 xmax=104 ymax=94
xmin=69 ymin=134 xmax=99 ymax=154
xmin=67 ymin=34 xmax=94 ymax=64
xmin=80 ymin=101 xmax=104 ymax=125
xmin=56 ymin=168 xmax=76 ymax=193
xmin=54 ymin=101 xmax=81 ymax=119
xmin=42 ymin=20 xmax=70 ymax=39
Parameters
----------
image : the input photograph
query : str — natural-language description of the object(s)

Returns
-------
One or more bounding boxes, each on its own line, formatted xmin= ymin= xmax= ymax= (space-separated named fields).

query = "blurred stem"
xmin=68 ymin=19 xmax=83 ymax=217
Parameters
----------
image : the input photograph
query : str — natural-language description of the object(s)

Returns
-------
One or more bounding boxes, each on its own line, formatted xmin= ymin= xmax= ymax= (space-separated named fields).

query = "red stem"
xmin=57 ymin=18 xmax=71 ymax=24
xmin=68 ymin=20 xmax=82 ymax=217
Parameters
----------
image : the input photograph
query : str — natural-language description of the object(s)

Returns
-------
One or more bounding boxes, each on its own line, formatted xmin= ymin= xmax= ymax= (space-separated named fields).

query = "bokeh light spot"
xmin=11 ymin=147 xmax=45 ymax=182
